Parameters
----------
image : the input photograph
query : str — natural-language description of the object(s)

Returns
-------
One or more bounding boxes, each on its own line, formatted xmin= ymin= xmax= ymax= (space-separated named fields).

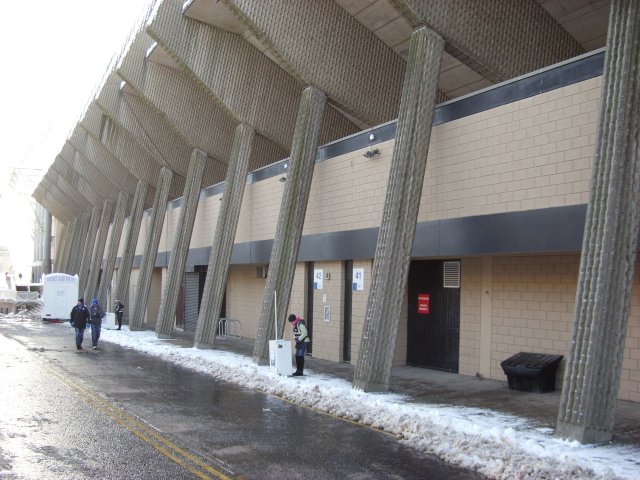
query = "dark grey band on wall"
xmin=132 ymin=204 xmax=592 ymax=269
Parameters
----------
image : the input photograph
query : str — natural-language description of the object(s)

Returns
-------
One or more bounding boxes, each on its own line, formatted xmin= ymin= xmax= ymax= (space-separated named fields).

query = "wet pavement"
xmin=0 ymin=318 xmax=484 ymax=479
xmin=199 ymin=334 xmax=640 ymax=447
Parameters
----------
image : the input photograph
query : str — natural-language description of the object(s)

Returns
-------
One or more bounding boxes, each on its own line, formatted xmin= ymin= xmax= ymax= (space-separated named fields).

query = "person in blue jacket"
xmin=69 ymin=298 xmax=90 ymax=350
xmin=88 ymin=298 xmax=106 ymax=350
xmin=288 ymin=314 xmax=311 ymax=376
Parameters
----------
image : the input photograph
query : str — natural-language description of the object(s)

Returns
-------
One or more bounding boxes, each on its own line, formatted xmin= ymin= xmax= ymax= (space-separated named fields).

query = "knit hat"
xmin=92 ymin=298 xmax=98 ymax=305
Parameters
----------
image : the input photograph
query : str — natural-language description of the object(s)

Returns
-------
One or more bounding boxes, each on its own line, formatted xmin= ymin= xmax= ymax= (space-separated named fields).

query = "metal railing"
xmin=216 ymin=318 xmax=241 ymax=340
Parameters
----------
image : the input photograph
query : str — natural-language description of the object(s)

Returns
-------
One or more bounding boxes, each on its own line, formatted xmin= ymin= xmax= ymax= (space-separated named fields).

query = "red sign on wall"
xmin=418 ymin=294 xmax=430 ymax=314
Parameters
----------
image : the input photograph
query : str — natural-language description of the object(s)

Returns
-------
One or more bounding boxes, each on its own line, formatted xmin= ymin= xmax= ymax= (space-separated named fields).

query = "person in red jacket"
xmin=288 ymin=314 xmax=311 ymax=376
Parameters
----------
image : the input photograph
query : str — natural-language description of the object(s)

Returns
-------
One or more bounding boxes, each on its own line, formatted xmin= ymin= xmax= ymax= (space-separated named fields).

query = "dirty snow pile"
xmin=97 ymin=328 xmax=639 ymax=480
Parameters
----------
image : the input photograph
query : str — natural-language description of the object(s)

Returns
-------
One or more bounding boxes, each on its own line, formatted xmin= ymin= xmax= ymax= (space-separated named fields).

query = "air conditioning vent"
xmin=256 ymin=266 xmax=268 ymax=278
xmin=443 ymin=261 xmax=460 ymax=288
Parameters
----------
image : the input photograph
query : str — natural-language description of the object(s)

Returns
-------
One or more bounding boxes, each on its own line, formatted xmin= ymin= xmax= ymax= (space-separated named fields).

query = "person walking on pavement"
xmin=288 ymin=314 xmax=311 ymax=376
xmin=114 ymin=299 xmax=124 ymax=330
xmin=70 ymin=298 xmax=90 ymax=350
xmin=89 ymin=298 xmax=106 ymax=350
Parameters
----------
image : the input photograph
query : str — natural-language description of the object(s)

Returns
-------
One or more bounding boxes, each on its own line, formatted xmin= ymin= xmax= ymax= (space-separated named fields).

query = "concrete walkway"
xmin=176 ymin=333 xmax=640 ymax=447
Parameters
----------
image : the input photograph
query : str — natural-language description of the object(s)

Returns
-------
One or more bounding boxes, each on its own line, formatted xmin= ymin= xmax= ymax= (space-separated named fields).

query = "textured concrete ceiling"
xmin=185 ymin=0 xmax=610 ymax=100
xmin=35 ymin=0 xmax=613 ymax=223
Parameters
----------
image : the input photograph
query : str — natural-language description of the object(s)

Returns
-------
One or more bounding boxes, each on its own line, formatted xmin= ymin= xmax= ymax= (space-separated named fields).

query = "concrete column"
xmin=62 ymin=217 xmax=82 ymax=274
xmin=42 ymin=207 xmax=52 ymax=275
xmin=84 ymin=199 xmax=114 ymax=301
xmin=59 ymin=217 xmax=78 ymax=274
xmin=252 ymin=87 xmax=327 ymax=365
xmin=68 ymin=213 xmax=90 ymax=276
xmin=114 ymin=180 xmax=148 ymax=310
xmin=97 ymin=191 xmax=129 ymax=306
xmin=156 ymin=149 xmax=206 ymax=338
xmin=195 ymin=124 xmax=254 ymax=348
xmin=556 ymin=0 xmax=640 ymax=444
xmin=130 ymin=167 xmax=173 ymax=331
xmin=353 ymin=27 xmax=444 ymax=392
xmin=78 ymin=206 xmax=101 ymax=296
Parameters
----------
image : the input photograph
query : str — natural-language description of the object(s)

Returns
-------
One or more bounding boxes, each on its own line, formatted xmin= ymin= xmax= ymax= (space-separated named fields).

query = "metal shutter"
xmin=184 ymin=272 xmax=199 ymax=333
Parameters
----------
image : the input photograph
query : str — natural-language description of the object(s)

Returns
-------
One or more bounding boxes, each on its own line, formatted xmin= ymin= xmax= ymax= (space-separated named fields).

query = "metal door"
xmin=343 ymin=260 xmax=352 ymax=363
xmin=305 ymin=262 xmax=314 ymax=355
xmin=407 ymin=260 xmax=460 ymax=372
xmin=183 ymin=272 xmax=199 ymax=333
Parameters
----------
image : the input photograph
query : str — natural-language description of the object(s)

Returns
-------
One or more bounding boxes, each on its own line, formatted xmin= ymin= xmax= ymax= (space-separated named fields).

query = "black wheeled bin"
xmin=500 ymin=352 xmax=563 ymax=393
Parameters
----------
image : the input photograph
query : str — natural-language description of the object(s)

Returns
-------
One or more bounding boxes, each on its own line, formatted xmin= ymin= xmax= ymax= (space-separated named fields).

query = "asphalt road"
xmin=0 ymin=318 xmax=484 ymax=479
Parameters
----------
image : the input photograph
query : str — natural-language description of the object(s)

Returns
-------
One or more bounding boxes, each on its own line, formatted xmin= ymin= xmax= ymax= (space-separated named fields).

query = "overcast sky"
xmin=0 ymin=0 xmax=152 ymax=275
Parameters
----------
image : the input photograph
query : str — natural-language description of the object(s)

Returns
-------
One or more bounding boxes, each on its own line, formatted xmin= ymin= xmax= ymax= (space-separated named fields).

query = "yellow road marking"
xmin=44 ymin=365 xmax=233 ymax=480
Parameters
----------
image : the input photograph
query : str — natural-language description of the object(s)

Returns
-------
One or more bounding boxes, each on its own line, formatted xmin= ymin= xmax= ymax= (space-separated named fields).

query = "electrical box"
xmin=269 ymin=339 xmax=294 ymax=376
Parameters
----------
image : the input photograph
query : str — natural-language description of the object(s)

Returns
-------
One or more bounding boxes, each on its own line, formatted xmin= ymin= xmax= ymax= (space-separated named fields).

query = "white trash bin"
xmin=269 ymin=339 xmax=294 ymax=376
xmin=104 ymin=312 xmax=117 ymax=330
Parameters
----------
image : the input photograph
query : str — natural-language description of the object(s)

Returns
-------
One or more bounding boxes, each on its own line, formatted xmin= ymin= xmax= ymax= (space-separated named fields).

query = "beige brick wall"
xmin=303 ymin=261 xmax=344 ymax=362
xmin=420 ymin=77 xmax=600 ymax=221
xmin=117 ymin=219 xmax=129 ymax=258
xmin=304 ymin=141 xmax=393 ymax=235
xmin=349 ymin=260 xmax=373 ymax=365
xmin=225 ymin=264 xmax=267 ymax=340
xmin=286 ymin=263 xmax=307 ymax=326
xmin=159 ymin=205 xmax=181 ymax=253
xmin=237 ymin=175 xmax=286 ymax=243
xmin=489 ymin=255 xmax=577 ymax=385
xmin=190 ymin=194 xmax=220 ymax=249
xmin=135 ymin=214 xmax=150 ymax=257
xmin=459 ymin=257 xmax=483 ymax=375
xmin=459 ymin=254 xmax=640 ymax=401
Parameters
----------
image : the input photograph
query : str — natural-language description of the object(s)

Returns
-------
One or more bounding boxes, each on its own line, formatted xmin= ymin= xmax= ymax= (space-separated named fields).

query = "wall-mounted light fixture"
xmin=363 ymin=148 xmax=380 ymax=159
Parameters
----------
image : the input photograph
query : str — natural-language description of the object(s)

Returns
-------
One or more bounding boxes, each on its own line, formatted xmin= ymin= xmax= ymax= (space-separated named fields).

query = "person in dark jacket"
xmin=114 ymin=299 xmax=124 ymax=330
xmin=89 ymin=298 xmax=106 ymax=350
xmin=70 ymin=298 xmax=90 ymax=350
xmin=288 ymin=314 xmax=311 ymax=376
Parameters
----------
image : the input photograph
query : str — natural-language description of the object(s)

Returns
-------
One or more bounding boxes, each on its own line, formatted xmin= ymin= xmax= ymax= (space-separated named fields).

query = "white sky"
xmin=38 ymin=323 xmax=637 ymax=480
xmin=0 ymin=0 xmax=152 ymax=275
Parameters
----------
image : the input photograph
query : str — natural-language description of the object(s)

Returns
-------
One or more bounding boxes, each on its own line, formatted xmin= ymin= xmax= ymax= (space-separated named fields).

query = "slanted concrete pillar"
xmin=353 ymin=27 xmax=444 ymax=392
xmin=156 ymin=149 xmax=206 ymax=338
xmin=114 ymin=180 xmax=148 ymax=310
xmin=130 ymin=167 xmax=173 ymax=331
xmin=52 ymin=225 xmax=66 ymax=273
xmin=78 ymin=205 xmax=101 ymax=296
xmin=556 ymin=0 xmax=640 ymax=444
xmin=195 ymin=124 xmax=254 ymax=348
xmin=97 ymin=191 xmax=129 ymax=306
xmin=59 ymin=217 xmax=78 ymax=274
xmin=42 ymin=208 xmax=52 ymax=275
xmin=67 ymin=213 xmax=90 ymax=276
xmin=84 ymin=199 xmax=114 ymax=301
xmin=252 ymin=87 xmax=327 ymax=365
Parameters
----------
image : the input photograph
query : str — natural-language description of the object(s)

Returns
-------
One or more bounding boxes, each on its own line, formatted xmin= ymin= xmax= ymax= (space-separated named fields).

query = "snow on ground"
xmin=64 ymin=324 xmax=640 ymax=479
